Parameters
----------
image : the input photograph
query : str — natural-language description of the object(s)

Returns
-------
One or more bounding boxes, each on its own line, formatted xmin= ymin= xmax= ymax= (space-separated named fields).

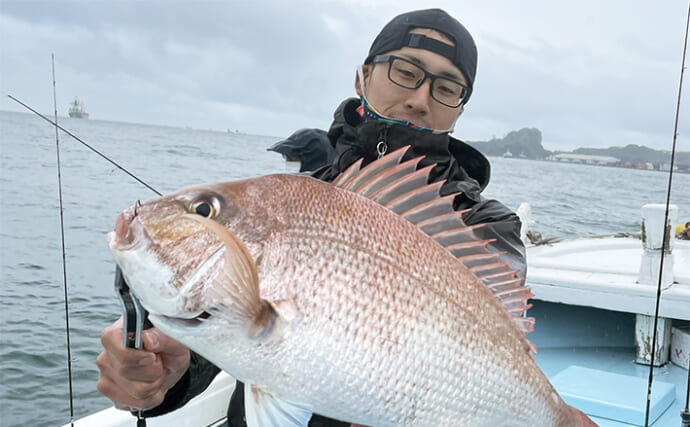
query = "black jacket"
xmin=313 ymin=98 xmax=525 ymax=277
xmin=144 ymin=98 xmax=527 ymax=426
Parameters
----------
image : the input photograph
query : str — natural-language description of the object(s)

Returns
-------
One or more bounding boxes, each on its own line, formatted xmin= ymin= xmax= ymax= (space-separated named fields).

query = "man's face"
xmin=356 ymin=28 xmax=467 ymax=131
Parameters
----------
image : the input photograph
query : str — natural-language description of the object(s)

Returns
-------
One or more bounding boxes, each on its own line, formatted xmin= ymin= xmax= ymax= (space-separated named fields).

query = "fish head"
xmin=106 ymin=179 xmax=276 ymax=325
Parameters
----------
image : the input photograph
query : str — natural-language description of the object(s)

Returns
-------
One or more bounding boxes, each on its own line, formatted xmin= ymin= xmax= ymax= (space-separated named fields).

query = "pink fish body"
xmin=108 ymin=148 xmax=596 ymax=426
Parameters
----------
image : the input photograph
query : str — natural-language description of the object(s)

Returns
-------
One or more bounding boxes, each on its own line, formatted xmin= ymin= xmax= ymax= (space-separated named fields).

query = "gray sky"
xmin=1 ymin=0 xmax=688 ymax=151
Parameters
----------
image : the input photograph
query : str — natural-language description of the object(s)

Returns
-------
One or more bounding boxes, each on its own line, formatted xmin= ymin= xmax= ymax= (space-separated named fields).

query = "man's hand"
xmin=97 ymin=316 xmax=191 ymax=410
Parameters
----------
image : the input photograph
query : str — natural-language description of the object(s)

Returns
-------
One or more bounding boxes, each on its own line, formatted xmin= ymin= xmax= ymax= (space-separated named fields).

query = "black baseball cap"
xmin=364 ymin=9 xmax=477 ymax=103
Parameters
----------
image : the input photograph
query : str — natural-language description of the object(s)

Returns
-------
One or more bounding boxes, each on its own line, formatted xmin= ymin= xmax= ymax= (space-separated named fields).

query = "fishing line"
xmin=51 ymin=54 xmax=75 ymax=427
xmin=5 ymin=94 xmax=161 ymax=197
xmin=643 ymin=3 xmax=689 ymax=426
xmin=24 ymin=54 xmax=158 ymax=426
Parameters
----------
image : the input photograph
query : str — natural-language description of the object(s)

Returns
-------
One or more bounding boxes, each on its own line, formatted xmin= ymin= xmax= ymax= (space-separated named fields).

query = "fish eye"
xmin=190 ymin=197 xmax=220 ymax=218
xmin=194 ymin=202 xmax=213 ymax=217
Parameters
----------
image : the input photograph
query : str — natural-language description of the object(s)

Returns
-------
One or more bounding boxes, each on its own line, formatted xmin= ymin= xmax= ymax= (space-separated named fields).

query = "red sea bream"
xmin=107 ymin=147 xmax=597 ymax=426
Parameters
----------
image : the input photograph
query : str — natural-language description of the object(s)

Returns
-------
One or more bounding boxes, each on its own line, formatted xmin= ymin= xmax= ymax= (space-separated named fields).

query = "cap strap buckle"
xmin=403 ymin=33 xmax=456 ymax=62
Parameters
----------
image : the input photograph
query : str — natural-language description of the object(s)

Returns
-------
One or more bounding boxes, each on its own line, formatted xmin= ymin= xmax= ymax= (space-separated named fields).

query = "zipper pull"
xmin=375 ymin=126 xmax=388 ymax=159
xmin=376 ymin=141 xmax=387 ymax=159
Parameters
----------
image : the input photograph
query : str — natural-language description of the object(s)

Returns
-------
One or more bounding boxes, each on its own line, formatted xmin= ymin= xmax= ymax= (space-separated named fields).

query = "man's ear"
xmin=354 ymin=64 xmax=371 ymax=97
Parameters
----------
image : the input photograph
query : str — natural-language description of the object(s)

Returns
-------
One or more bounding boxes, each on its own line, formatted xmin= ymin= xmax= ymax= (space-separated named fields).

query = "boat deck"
xmin=531 ymin=300 xmax=688 ymax=426
xmin=527 ymin=236 xmax=690 ymax=320
xmin=538 ymin=346 xmax=687 ymax=426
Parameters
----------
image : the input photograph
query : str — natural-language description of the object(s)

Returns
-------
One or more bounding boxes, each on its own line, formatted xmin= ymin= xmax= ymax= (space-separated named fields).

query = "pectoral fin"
xmin=244 ymin=383 xmax=313 ymax=427
xmin=184 ymin=214 xmax=267 ymax=336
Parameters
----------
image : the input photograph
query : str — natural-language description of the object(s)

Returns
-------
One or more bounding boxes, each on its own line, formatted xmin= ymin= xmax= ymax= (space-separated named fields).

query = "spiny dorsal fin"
xmin=331 ymin=158 xmax=363 ymax=188
xmin=372 ymin=165 xmax=435 ymax=206
xmin=359 ymin=157 xmax=424 ymax=198
xmin=334 ymin=147 xmax=409 ymax=191
xmin=333 ymin=146 xmax=535 ymax=352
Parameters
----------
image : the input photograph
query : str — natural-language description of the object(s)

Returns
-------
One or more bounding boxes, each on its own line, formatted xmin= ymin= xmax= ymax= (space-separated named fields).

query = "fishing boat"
xmin=524 ymin=203 xmax=690 ymax=427
xmin=51 ymin=4 xmax=690 ymax=425
xmin=68 ymin=97 xmax=90 ymax=119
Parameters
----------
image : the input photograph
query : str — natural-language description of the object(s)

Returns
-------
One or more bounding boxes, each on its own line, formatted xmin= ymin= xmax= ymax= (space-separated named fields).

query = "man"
xmin=97 ymin=9 xmax=526 ymax=426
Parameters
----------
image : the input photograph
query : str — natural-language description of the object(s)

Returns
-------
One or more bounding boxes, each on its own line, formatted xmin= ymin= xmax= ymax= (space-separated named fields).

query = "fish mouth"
xmin=128 ymin=244 xmax=224 ymax=322
xmin=111 ymin=208 xmax=151 ymax=251
xmin=152 ymin=310 xmax=210 ymax=325
xmin=106 ymin=209 xmax=227 ymax=320
xmin=149 ymin=310 xmax=216 ymax=336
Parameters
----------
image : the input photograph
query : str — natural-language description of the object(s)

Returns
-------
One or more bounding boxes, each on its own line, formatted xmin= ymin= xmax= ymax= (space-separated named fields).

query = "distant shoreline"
xmin=487 ymin=155 xmax=690 ymax=174
xmin=468 ymin=127 xmax=689 ymax=173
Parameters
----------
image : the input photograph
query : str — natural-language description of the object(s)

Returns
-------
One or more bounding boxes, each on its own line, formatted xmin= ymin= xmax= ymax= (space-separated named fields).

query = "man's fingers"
xmin=141 ymin=328 xmax=160 ymax=352
xmin=97 ymin=362 xmax=167 ymax=410
xmin=98 ymin=343 xmax=158 ymax=370
xmin=100 ymin=318 xmax=123 ymax=348
xmin=101 ymin=319 xmax=159 ymax=369
xmin=97 ymin=374 xmax=166 ymax=410
xmin=97 ymin=317 xmax=190 ymax=411
xmin=141 ymin=327 xmax=187 ymax=356
xmin=141 ymin=328 xmax=191 ymax=380
xmin=97 ymin=350 xmax=163 ymax=383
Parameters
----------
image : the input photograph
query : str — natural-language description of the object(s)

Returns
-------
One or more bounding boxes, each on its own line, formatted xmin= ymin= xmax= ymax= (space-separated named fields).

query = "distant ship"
xmin=68 ymin=98 xmax=89 ymax=119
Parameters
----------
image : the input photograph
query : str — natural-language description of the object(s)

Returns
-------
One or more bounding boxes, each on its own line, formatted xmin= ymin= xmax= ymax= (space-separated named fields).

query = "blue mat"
xmin=551 ymin=366 xmax=676 ymax=426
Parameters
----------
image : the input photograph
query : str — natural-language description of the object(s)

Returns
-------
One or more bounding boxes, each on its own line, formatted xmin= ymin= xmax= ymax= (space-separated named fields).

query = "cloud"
xmin=1 ymin=0 xmax=688 ymax=150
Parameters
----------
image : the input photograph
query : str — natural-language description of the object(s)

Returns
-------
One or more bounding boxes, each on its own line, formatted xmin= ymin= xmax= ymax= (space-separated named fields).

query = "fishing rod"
xmin=10 ymin=58 xmax=162 ymax=427
xmin=643 ymin=3 xmax=690 ymax=427
xmin=51 ymin=54 xmax=75 ymax=427
xmin=5 ymin=94 xmax=161 ymax=197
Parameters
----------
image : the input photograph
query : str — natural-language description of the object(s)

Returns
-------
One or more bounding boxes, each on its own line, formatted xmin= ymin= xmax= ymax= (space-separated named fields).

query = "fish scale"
xmin=239 ymin=207 xmax=539 ymax=425
xmin=108 ymin=148 xmax=596 ymax=426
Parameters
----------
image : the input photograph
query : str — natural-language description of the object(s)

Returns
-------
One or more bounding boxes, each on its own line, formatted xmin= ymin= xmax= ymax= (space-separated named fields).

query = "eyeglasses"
xmin=371 ymin=55 xmax=469 ymax=108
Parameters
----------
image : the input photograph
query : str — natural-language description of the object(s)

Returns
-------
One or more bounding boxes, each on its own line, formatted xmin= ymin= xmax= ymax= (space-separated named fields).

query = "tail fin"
xmin=569 ymin=406 xmax=599 ymax=427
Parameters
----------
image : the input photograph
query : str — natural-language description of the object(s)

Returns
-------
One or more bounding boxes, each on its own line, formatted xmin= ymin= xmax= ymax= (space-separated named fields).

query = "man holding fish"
xmin=98 ymin=8 xmax=593 ymax=427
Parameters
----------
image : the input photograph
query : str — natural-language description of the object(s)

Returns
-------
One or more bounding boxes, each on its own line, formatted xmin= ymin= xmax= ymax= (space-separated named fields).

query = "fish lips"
xmin=106 ymin=232 xmax=178 ymax=317
xmin=148 ymin=310 xmax=216 ymax=338
xmin=112 ymin=209 xmax=150 ymax=251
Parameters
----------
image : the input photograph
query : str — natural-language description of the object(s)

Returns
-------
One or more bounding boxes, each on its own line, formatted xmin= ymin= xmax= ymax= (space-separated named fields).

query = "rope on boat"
xmin=643 ymin=4 xmax=690 ymax=426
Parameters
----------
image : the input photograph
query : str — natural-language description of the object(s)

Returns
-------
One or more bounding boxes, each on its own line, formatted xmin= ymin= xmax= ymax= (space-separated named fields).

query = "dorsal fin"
xmin=332 ymin=158 xmax=363 ymax=188
xmin=359 ymin=157 xmax=425 ymax=198
xmin=333 ymin=146 xmax=535 ymax=353
xmin=334 ymin=147 xmax=409 ymax=192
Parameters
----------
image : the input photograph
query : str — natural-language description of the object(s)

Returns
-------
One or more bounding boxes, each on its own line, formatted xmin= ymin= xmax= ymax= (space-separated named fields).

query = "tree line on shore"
xmin=466 ymin=128 xmax=690 ymax=168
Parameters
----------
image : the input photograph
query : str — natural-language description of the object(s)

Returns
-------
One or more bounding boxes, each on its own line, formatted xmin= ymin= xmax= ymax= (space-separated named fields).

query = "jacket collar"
xmin=325 ymin=98 xmax=491 ymax=192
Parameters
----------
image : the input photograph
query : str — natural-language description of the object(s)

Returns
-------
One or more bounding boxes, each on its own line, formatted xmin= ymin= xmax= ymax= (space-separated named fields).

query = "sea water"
xmin=0 ymin=110 xmax=688 ymax=427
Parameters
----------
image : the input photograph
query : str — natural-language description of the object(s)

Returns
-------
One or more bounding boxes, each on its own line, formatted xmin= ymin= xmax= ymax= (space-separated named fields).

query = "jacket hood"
xmin=267 ymin=128 xmax=335 ymax=172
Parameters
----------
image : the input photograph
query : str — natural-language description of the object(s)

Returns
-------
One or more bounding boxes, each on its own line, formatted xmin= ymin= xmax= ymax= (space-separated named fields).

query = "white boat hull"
xmin=61 ymin=372 xmax=235 ymax=427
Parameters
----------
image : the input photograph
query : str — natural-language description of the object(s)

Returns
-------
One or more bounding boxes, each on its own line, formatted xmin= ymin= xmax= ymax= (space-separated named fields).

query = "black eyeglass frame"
xmin=371 ymin=55 xmax=470 ymax=108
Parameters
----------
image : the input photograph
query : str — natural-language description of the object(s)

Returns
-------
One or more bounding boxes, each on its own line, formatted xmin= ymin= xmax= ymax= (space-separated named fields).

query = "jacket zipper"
xmin=376 ymin=126 xmax=388 ymax=159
